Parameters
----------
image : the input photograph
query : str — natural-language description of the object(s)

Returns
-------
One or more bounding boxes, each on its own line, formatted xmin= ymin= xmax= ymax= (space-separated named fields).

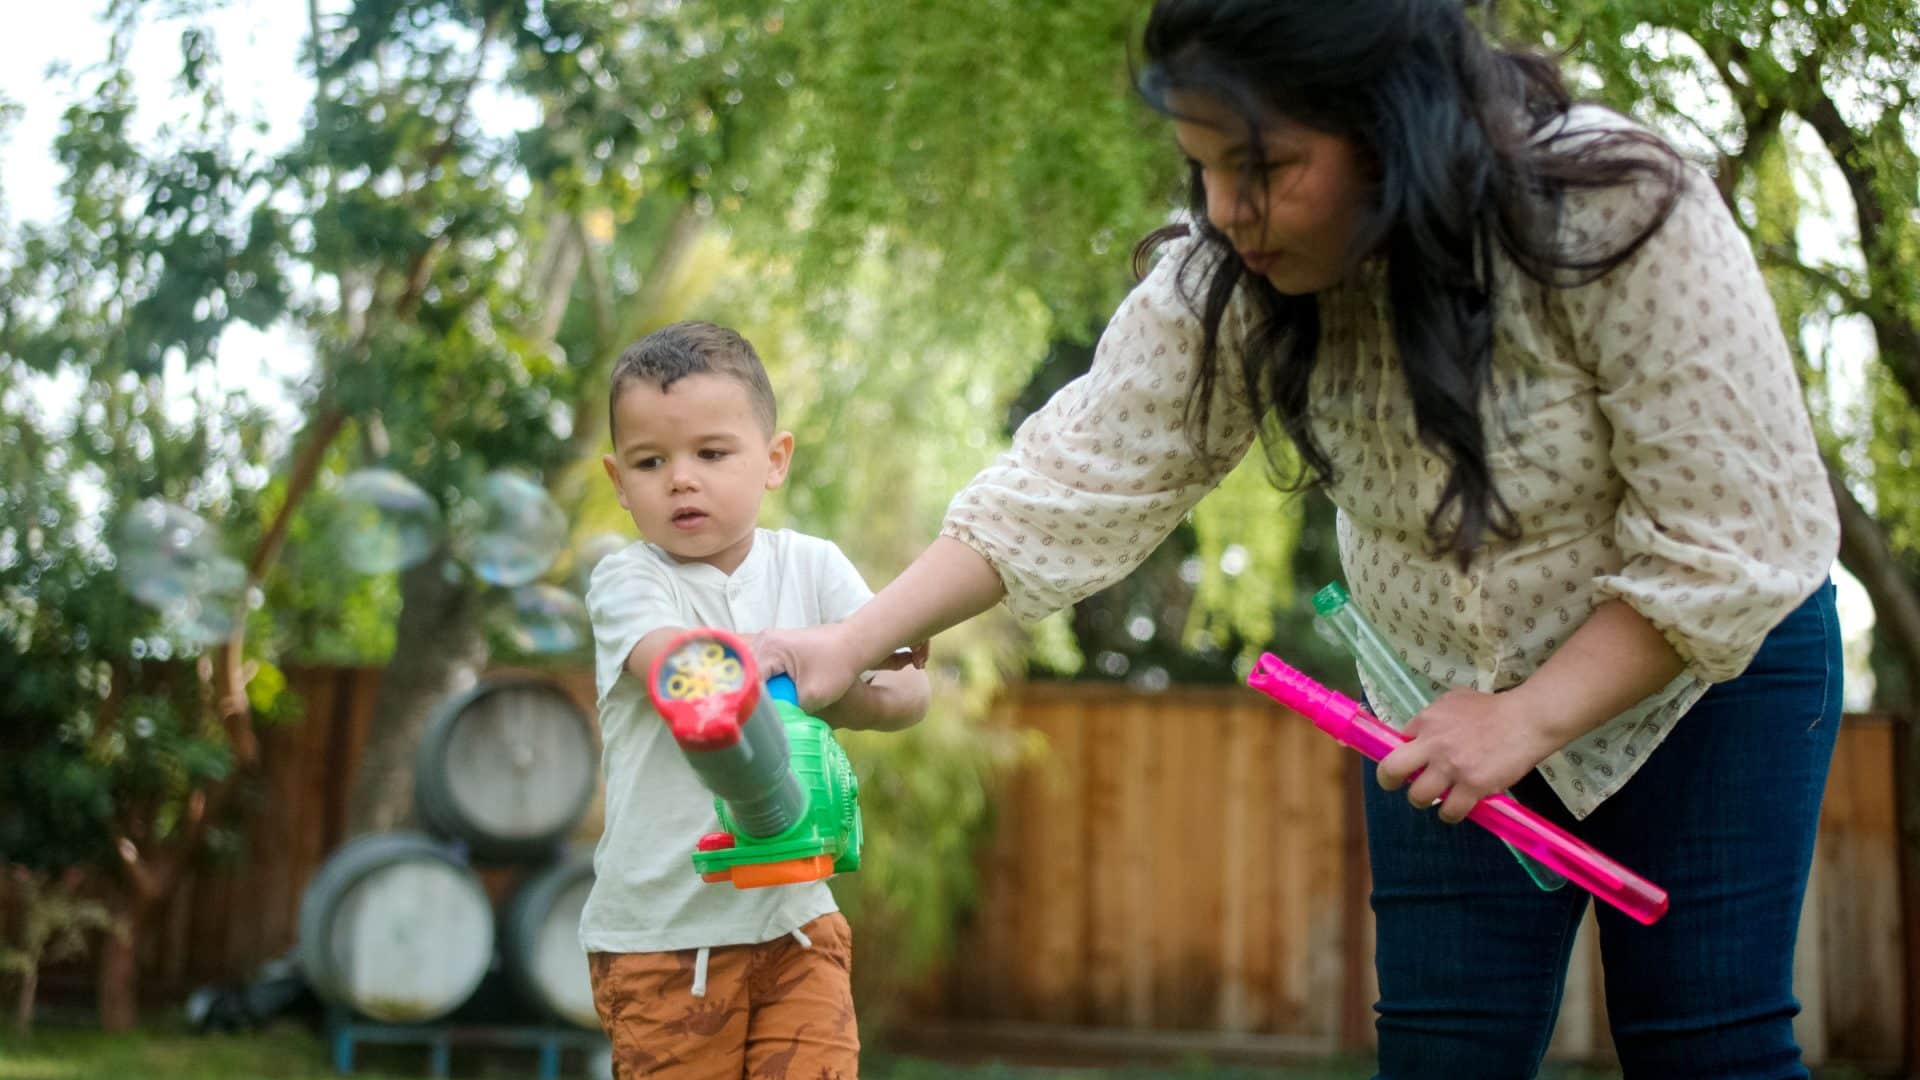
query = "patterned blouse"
xmin=940 ymin=108 xmax=1839 ymax=817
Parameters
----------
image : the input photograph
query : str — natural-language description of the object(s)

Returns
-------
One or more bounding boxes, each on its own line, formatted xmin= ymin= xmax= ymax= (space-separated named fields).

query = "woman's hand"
xmin=1376 ymin=600 xmax=1686 ymax=823
xmin=1374 ymin=688 xmax=1562 ymax=825
xmin=753 ymin=623 xmax=860 ymax=713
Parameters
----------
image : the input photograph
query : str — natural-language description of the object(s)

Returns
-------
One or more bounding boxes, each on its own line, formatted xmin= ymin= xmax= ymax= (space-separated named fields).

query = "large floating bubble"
xmin=569 ymin=531 xmax=631 ymax=594
xmin=491 ymin=583 xmax=590 ymax=655
xmin=114 ymin=498 xmax=247 ymax=645
xmin=331 ymin=469 xmax=443 ymax=574
xmin=454 ymin=472 xmax=567 ymax=587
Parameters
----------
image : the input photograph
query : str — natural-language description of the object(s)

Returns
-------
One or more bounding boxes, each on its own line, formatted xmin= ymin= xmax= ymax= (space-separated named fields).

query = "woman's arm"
xmin=757 ymin=537 xmax=1004 ymax=712
xmin=835 ymin=537 xmax=1005 ymax=671
xmin=1375 ymin=599 xmax=1683 ymax=823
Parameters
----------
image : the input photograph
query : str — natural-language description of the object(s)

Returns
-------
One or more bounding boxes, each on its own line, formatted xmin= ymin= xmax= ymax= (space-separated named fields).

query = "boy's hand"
xmin=877 ymin=641 xmax=930 ymax=670
xmin=818 ymin=666 xmax=930 ymax=732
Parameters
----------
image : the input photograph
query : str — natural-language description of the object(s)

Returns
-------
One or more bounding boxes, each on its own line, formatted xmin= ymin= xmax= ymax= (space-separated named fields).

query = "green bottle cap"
xmin=1312 ymin=581 xmax=1350 ymax=616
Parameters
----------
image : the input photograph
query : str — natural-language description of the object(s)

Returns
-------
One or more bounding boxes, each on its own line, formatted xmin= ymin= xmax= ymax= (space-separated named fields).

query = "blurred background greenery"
xmin=0 ymin=0 xmax=1914 ymax=1059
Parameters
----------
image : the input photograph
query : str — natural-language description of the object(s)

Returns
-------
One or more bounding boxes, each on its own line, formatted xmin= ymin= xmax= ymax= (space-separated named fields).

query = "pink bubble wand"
xmin=1247 ymin=652 xmax=1669 ymax=926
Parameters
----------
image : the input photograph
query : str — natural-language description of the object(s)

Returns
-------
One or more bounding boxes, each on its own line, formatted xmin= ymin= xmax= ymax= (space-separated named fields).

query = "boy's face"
xmin=601 ymin=373 xmax=792 ymax=575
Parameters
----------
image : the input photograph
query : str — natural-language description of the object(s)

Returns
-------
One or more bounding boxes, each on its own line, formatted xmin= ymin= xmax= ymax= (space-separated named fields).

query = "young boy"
xmin=582 ymin=320 xmax=928 ymax=1080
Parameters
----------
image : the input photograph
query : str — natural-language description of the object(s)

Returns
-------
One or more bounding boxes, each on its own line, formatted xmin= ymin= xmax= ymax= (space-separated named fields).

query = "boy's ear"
xmin=601 ymin=453 xmax=630 ymax=510
xmin=765 ymin=431 xmax=795 ymax=490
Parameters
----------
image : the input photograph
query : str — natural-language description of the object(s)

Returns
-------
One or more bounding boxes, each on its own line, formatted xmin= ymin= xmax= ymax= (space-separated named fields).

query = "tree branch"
xmin=564 ymin=201 xmax=703 ymax=459
xmin=1792 ymin=65 xmax=1920 ymax=410
xmin=1832 ymin=464 xmax=1920 ymax=696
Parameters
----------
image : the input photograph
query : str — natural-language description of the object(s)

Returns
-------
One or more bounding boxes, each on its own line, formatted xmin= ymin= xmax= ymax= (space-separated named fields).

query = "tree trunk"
xmin=564 ymin=202 xmax=704 ymax=462
xmin=344 ymin=554 xmax=488 ymax=836
xmin=95 ymin=899 xmax=142 ymax=1033
xmin=14 ymin=962 xmax=36 ymax=1035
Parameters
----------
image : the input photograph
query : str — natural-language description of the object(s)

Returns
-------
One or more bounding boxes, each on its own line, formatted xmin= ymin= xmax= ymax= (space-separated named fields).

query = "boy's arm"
xmin=634 ymin=621 xmax=925 ymax=729
xmin=817 ymin=665 xmax=929 ymax=732
xmin=623 ymin=627 xmax=690 ymax=685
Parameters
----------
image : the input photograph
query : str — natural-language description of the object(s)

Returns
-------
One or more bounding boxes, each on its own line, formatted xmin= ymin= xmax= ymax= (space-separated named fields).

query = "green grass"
xmin=0 ymin=1025 xmax=419 ymax=1080
xmin=0 ymin=1029 xmax=1367 ymax=1080
xmin=0 ymin=1027 xmax=1897 ymax=1080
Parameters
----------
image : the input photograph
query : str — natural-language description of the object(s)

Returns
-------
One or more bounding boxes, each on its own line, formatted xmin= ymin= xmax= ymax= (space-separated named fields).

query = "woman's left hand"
xmin=1374 ymin=688 xmax=1562 ymax=825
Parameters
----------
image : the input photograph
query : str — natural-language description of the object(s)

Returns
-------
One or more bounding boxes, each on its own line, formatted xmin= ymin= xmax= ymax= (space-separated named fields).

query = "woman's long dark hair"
xmin=1135 ymin=0 xmax=1683 ymax=566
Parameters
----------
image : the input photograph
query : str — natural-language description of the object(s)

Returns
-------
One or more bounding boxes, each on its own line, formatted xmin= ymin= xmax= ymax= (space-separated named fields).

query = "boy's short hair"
xmin=608 ymin=321 xmax=778 ymax=441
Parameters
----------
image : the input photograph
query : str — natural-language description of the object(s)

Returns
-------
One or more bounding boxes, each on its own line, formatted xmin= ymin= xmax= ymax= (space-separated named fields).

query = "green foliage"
xmin=0 ymin=867 xmax=123 ymax=1033
xmin=254 ymin=452 xmax=401 ymax=665
xmin=723 ymin=0 xmax=1177 ymax=343
xmin=2 ymin=0 xmax=1193 ymax=1017
xmin=834 ymin=695 xmax=1034 ymax=1023
xmin=1186 ymin=456 xmax=1303 ymax=669
xmin=1 ymin=68 xmax=290 ymax=378
xmin=0 ymin=358 xmax=257 ymax=873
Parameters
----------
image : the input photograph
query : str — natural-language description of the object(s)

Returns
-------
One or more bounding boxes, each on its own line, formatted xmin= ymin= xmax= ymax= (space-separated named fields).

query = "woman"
xmin=759 ymin=2 xmax=1841 ymax=1075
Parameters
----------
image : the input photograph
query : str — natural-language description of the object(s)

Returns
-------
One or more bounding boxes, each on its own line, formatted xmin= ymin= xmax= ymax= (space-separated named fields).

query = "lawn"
xmin=0 ymin=1026 xmax=1895 ymax=1080
xmin=0 ymin=1025 xmax=1504 ymax=1080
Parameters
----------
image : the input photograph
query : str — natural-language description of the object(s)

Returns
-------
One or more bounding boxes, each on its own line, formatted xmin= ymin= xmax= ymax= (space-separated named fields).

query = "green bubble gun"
xmin=646 ymin=628 xmax=862 ymax=889
xmin=1312 ymin=582 xmax=1567 ymax=892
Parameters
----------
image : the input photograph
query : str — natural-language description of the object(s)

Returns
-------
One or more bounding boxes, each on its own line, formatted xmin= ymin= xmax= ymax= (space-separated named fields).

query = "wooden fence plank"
xmin=1817 ymin=722 xmax=1904 ymax=1060
xmin=1084 ymin=697 xmax=1154 ymax=1027
xmin=1019 ymin=696 xmax=1087 ymax=1024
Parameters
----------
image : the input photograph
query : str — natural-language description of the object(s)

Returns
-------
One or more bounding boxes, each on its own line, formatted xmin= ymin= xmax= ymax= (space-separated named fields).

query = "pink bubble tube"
xmin=1247 ymin=652 xmax=1669 ymax=926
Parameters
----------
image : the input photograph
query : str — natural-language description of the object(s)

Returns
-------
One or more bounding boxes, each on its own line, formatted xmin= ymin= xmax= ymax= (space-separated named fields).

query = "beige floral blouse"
xmin=941 ymin=108 xmax=1839 ymax=817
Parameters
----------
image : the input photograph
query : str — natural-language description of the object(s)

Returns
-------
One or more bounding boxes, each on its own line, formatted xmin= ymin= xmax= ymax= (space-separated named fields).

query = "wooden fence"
xmin=9 ymin=665 xmax=602 ymax=1003
xmin=9 ymin=668 xmax=1912 ymax=1069
xmin=924 ymin=682 xmax=1914 ymax=1068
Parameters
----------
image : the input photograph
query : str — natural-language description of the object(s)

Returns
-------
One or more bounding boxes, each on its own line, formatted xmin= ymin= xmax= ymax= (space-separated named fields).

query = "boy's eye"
xmin=634 ymin=456 xmax=663 ymax=470
xmin=699 ymin=449 xmax=729 ymax=461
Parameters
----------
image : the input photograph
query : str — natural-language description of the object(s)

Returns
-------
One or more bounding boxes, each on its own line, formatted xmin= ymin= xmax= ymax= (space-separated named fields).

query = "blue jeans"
xmin=1364 ymin=581 xmax=1842 ymax=1079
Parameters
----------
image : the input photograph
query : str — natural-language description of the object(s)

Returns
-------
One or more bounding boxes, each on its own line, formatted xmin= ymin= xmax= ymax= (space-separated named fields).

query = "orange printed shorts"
xmin=588 ymin=912 xmax=859 ymax=1079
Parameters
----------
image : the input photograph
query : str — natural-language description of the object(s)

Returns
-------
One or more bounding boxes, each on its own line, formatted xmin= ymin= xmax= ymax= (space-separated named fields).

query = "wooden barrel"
xmin=414 ymin=678 xmax=598 ymax=860
xmin=297 ymin=832 xmax=495 ymax=1022
xmin=502 ymin=855 xmax=598 ymax=1028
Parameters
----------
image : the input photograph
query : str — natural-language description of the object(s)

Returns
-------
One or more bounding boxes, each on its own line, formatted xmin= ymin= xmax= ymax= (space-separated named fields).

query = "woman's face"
xmin=1169 ymin=91 xmax=1372 ymax=295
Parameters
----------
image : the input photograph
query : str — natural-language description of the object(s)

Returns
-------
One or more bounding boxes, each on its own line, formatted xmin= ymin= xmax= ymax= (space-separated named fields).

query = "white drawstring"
xmin=688 ymin=928 xmax=811 ymax=998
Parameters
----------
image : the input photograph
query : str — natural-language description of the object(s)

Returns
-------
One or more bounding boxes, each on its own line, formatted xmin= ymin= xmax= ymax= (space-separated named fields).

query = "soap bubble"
xmin=1219 ymin=544 xmax=1249 ymax=576
xmin=331 ymin=469 xmax=443 ymax=574
xmin=491 ymin=584 xmax=590 ymax=655
xmin=114 ymin=499 xmax=247 ymax=645
xmin=454 ymin=472 xmax=567 ymax=587
xmin=570 ymin=532 xmax=630 ymax=594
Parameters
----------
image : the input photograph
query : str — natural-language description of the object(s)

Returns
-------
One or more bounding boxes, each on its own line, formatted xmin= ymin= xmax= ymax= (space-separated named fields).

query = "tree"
xmin=3 ymin=0 xmax=1348 ymax=1027
xmin=0 ymin=0 xmax=614 ymax=1022
xmin=0 ymin=867 xmax=120 ymax=1034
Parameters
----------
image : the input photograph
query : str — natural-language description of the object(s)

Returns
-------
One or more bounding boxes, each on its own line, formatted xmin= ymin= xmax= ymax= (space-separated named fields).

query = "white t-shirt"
xmin=579 ymin=528 xmax=873 ymax=954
